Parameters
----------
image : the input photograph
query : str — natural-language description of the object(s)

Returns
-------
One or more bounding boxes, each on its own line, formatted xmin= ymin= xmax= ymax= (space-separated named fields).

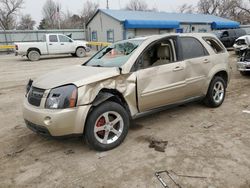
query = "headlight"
xmin=45 ymin=85 xmax=78 ymax=109
xmin=26 ymin=79 xmax=33 ymax=96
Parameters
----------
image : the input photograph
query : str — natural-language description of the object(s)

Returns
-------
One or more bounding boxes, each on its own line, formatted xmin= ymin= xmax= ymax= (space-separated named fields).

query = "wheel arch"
xmin=75 ymin=46 xmax=86 ymax=52
xmin=205 ymin=69 xmax=229 ymax=95
xmin=27 ymin=47 xmax=41 ymax=55
xmin=212 ymin=70 xmax=228 ymax=87
xmin=83 ymin=88 xmax=132 ymax=135
xmin=92 ymin=88 xmax=131 ymax=116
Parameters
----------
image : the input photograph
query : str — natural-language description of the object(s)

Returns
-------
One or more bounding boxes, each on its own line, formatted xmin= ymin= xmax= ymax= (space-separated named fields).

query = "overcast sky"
xmin=22 ymin=0 xmax=199 ymax=24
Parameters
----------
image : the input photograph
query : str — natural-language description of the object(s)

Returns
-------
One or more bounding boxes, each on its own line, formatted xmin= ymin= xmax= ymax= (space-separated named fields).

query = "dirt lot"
xmin=0 ymin=53 xmax=250 ymax=188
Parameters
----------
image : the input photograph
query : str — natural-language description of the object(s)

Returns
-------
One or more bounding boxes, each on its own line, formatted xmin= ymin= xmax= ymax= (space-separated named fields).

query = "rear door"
xmin=136 ymin=37 xmax=187 ymax=112
xmin=179 ymin=37 xmax=213 ymax=98
xmin=47 ymin=35 xmax=61 ymax=54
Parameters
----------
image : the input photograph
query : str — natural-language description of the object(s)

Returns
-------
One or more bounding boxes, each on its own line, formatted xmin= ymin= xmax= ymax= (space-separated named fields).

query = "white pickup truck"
xmin=15 ymin=34 xmax=90 ymax=61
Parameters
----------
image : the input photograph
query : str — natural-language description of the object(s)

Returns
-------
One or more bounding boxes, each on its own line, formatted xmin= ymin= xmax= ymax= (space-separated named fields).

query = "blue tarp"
xmin=124 ymin=20 xmax=180 ymax=29
xmin=211 ymin=21 xmax=240 ymax=29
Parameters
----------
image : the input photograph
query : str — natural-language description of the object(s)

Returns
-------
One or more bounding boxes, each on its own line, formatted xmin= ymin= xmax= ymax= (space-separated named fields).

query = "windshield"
xmin=85 ymin=39 xmax=144 ymax=67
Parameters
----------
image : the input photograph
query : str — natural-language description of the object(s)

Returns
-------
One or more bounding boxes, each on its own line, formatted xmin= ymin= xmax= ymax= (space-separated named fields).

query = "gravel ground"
xmin=0 ymin=52 xmax=250 ymax=188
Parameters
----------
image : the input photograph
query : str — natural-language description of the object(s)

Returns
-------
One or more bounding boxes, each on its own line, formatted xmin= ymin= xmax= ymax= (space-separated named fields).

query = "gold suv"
xmin=23 ymin=33 xmax=231 ymax=151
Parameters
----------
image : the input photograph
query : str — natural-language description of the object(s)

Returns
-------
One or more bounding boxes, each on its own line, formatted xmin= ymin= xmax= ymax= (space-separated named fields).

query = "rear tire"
xmin=28 ymin=50 xmax=40 ymax=61
xmin=75 ymin=47 xmax=86 ymax=58
xmin=204 ymin=76 xmax=226 ymax=108
xmin=85 ymin=101 xmax=130 ymax=151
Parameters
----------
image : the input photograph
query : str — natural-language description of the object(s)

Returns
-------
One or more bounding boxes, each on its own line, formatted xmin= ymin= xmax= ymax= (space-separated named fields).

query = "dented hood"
xmin=33 ymin=65 xmax=120 ymax=89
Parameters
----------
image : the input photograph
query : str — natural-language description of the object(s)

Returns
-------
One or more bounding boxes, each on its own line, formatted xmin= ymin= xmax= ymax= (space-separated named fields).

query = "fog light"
xmin=44 ymin=116 xmax=52 ymax=126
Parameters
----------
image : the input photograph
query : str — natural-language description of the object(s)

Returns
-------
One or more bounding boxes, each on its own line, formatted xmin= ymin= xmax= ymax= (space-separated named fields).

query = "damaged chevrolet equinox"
xmin=23 ymin=33 xmax=231 ymax=151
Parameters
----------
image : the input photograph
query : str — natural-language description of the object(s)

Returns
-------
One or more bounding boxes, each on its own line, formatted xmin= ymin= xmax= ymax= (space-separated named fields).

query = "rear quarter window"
xmin=180 ymin=37 xmax=208 ymax=59
xmin=203 ymin=37 xmax=225 ymax=54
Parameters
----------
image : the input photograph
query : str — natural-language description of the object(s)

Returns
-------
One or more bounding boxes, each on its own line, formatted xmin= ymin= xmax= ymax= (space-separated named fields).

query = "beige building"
xmin=87 ymin=9 xmax=240 ymax=42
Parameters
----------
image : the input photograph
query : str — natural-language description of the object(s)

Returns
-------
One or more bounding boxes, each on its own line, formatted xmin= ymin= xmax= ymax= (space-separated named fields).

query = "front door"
xmin=137 ymin=62 xmax=187 ymax=112
xmin=48 ymin=35 xmax=61 ymax=54
xmin=58 ymin=35 xmax=75 ymax=53
xmin=135 ymin=37 xmax=187 ymax=112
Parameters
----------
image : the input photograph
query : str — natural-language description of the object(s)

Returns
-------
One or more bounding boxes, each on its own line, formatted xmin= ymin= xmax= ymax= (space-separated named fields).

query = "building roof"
xmin=100 ymin=9 xmax=236 ymax=24
xmin=88 ymin=9 xmax=240 ymax=29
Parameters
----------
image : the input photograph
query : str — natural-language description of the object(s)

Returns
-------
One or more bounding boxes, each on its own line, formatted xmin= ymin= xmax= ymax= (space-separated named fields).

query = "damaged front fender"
xmin=77 ymin=73 xmax=138 ymax=116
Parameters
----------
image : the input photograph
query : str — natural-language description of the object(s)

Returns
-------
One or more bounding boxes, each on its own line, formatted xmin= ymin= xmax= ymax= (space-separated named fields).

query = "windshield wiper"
xmin=92 ymin=65 xmax=103 ymax=67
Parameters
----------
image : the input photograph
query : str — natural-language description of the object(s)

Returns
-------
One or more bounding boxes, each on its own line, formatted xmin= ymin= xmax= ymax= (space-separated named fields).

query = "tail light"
xmin=15 ymin=45 xmax=18 ymax=50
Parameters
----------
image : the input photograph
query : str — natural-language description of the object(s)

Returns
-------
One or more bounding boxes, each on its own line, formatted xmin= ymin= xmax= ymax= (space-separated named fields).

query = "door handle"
xmin=173 ymin=66 xmax=184 ymax=72
xmin=61 ymin=43 xmax=64 ymax=45
xmin=203 ymin=59 xmax=210 ymax=64
xmin=49 ymin=44 xmax=52 ymax=45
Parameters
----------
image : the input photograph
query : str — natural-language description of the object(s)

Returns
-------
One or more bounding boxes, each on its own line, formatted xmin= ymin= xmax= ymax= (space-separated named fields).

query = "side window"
xmin=135 ymin=39 xmax=176 ymax=70
xmin=49 ymin=35 xmax=58 ymax=42
xmin=180 ymin=37 xmax=208 ymax=59
xmin=203 ymin=37 xmax=225 ymax=54
xmin=107 ymin=30 xmax=114 ymax=43
xmin=59 ymin=35 xmax=71 ymax=42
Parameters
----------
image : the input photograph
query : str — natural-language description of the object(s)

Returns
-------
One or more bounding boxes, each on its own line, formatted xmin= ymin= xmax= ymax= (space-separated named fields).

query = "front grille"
xmin=28 ymin=87 xmax=45 ymax=107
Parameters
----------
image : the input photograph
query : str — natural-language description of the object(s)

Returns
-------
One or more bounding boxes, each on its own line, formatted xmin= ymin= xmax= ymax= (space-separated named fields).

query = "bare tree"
xmin=197 ymin=0 xmax=250 ymax=23
xmin=235 ymin=0 xmax=250 ymax=24
xmin=42 ymin=0 xmax=61 ymax=29
xmin=177 ymin=0 xmax=250 ymax=24
xmin=197 ymin=0 xmax=220 ymax=15
xmin=178 ymin=3 xmax=195 ymax=13
xmin=0 ymin=0 xmax=24 ymax=30
xmin=236 ymin=0 xmax=250 ymax=14
xmin=125 ymin=0 xmax=148 ymax=11
xmin=17 ymin=14 xmax=36 ymax=30
xmin=81 ymin=0 xmax=99 ymax=26
xmin=61 ymin=10 xmax=82 ymax=29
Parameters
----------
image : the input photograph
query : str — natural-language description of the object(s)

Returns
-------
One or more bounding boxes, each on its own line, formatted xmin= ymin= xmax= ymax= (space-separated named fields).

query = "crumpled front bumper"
xmin=23 ymin=99 xmax=91 ymax=137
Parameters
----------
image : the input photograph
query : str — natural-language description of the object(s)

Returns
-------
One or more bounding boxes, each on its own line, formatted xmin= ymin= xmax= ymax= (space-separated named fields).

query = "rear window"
xmin=180 ymin=37 xmax=208 ymax=59
xmin=203 ymin=37 xmax=225 ymax=54
xmin=49 ymin=35 xmax=58 ymax=42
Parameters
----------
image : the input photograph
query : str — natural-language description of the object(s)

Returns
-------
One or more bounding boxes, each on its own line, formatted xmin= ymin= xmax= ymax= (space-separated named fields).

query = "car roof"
xmin=236 ymin=35 xmax=250 ymax=40
xmin=136 ymin=33 xmax=217 ymax=41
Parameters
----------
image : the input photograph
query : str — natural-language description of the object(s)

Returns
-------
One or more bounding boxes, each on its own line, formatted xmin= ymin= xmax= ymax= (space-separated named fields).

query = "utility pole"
xmin=106 ymin=0 xmax=109 ymax=9
xmin=56 ymin=3 xmax=61 ymax=29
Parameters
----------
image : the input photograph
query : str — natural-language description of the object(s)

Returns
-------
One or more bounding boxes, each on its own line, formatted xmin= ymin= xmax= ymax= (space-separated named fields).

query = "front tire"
xmin=27 ymin=50 xmax=40 ymax=61
xmin=75 ymin=47 xmax=86 ymax=58
xmin=85 ymin=101 xmax=130 ymax=151
xmin=204 ymin=76 xmax=226 ymax=108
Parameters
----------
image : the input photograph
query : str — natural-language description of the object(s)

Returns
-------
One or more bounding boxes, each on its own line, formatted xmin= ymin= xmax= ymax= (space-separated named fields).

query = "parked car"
xmin=233 ymin=35 xmax=250 ymax=55
xmin=237 ymin=48 xmax=250 ymax=76
xmin=23 ymin=33 xmax=231 ymax=151
xmin=15 ymin=34 xmax=90 ymax=61
xmin=216 ymin=28 xmax=246 ymax=48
